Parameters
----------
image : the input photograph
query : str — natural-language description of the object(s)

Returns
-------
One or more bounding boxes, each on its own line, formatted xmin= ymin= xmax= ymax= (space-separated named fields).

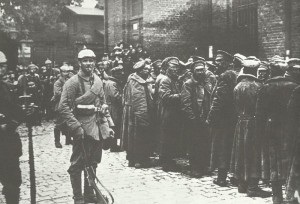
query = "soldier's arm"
xmin=206 ymin=79 xmax=230 ymax=125
xmin=58 ymin=78 xmax=81 ymax=132
xmin=255 ymin=86 xmax=268 ymax=141
xmin=159 ymin=78 xmax=180 ymax=105
xmin=53 ymin=80 xmax=62 ymax=102
xmin=180 ymin=82 xmax=195 ymax=120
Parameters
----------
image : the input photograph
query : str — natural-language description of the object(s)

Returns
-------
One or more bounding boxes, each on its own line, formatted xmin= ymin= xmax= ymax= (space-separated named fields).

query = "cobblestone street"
xmin=0 ymin=121 xmax=273 ymax=204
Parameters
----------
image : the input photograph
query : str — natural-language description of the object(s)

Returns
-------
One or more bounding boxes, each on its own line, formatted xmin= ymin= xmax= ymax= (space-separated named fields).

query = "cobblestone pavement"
xmin=0 ymin=121 xmax=274 ymax=204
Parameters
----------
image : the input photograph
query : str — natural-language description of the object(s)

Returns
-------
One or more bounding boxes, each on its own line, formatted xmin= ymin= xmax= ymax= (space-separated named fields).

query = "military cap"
xmin=113 ymin=46 xmax=122 ymax=51
xmin=216 ymin=50 xmax=233 ymax=61
xmin=269 ymin=55 xmax=285 ymax=63
xmin=190 ymin=60 xmax=206 ymax=71
xmin=161 ymin=57 xmax=180 ymax=69
xmin=233 ymin=53 xmax=246 ymax=63
xmin=60 ymin=64 xmax=69 ymax=72
xmin=133 ymin=60 xmax=146 ymax=70
xmin=190 ymin=56 xmax=205 ymax=62
xmin=78 ymin=47 xmax=96 ymax=59
xmin=206 ymin=61 xmax=216 ymax=69
xmin=287 ymin=58 xmax=300 ymax=69
xmin=111 ymin=66 xmax=124 ymax=73
xmin=45 ymin=58 xmax=52 ymax=64
xmin=242 ymin=57 xmax=261 ymax=69
xmin=28 ymin=63 xmax=38 ymax=70
xmin=152 ymin=59 xmax=162 ymax=66
xmin=258 ymin=61 xmax=270 ymax=71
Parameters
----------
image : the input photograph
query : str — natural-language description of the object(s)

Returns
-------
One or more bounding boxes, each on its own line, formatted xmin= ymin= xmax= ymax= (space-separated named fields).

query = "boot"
xmin=272 ymin=182 xmax=283 ymax=204
xmin=247 ymin=178 xmax=271 ymax=197
xmin=238 ymin=179 xmax=247 ymax=193
xmin=84 ymin=171 xmax=98 ymax=203
xmin=70 ymin=173 xmax=84 ymax=204
xmin=54 ymin=128 xmax=62 ymax=148
xmin=213 ymin=168 xmax=227 ymax=187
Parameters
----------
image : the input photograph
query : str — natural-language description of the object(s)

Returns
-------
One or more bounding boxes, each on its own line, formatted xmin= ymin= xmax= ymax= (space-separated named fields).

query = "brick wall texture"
xmin=106 ymin=0 xmax=300 ymax=60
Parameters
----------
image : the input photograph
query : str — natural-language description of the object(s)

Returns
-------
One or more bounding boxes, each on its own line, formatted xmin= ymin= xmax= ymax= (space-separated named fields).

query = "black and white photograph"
xmin=0 ymin=0 xmax=300 ymax=203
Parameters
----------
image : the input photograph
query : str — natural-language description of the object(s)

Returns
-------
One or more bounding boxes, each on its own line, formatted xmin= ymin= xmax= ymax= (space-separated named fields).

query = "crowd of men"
xmin=1 ymin=40 xmax=300 ymax=204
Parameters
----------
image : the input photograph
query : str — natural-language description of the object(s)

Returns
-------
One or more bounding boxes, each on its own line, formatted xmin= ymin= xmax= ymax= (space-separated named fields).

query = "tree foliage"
xmin=0 ymin=0 xmax=83 ymax=35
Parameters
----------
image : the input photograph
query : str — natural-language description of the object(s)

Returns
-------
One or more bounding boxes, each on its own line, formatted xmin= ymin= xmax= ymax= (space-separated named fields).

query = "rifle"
xmin=81 ymin=140 xmax=114 ymax=204
xmin=19 ymin=93 xmax=38 ymax=204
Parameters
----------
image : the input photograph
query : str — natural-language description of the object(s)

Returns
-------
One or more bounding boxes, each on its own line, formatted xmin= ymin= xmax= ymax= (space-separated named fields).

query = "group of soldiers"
xmin=1 ymin=41 xmax=300 ymax=204
xmin=96 ymin=45 xmax=300 ymax=204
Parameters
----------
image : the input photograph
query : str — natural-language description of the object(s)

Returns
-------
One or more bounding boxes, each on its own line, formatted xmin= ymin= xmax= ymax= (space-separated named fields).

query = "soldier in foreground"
xmin=0 ymin=51 xmax=35 ymax=204
xmin=58 ymin=48 xmax=114 ymax=204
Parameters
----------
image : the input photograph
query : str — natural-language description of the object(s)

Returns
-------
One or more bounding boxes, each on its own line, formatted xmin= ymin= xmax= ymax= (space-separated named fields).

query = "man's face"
xmin=61 ymin=70 xmax=69 ymax=78
xmin=215 ymin=55 xmax=229 ymax=72
xmin=0 ymin=63 xmax=7 ymax=78
xmin=137 ymin=65 xmax=149 ymax=79
xmin=194 ymin=64 xmax=206 ymax=81
xmin=79 ymin=57 xmax=95 ymax=75
xmin=98 ymin=64 xmax=105 ymax=74
xmin=167 ymin=64 xmax=180 ymax=80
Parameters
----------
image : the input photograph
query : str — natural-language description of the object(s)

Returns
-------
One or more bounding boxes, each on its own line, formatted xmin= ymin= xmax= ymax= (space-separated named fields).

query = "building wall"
xmin=291 ymin=0 xmax=300 ymax=57
xmin=67 ymin=15 xmax=104 ymax=44
xmin=105 ymin=0 xmax=300 ymax=60
xmin=106 ymin=0 xmax=124 ymax=50
xmin=258 ymin=0 xmax=286 ymax=60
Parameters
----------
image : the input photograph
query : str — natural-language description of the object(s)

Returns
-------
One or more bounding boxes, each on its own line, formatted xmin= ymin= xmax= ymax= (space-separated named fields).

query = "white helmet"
xmin=0 ymin=51 xmax=7 ymax=63
xmin=45 ymin=58 xmax=52 ymax=64
xmin=78 ymin=46 xmax=96 ymax=59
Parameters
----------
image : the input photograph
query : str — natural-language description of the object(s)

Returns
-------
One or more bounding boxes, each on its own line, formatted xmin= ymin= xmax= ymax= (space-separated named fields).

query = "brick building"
xmin=31 ymin=6 xmax=105 ymax=67
xmin=105 ymin=0 xmax=300 ymax=61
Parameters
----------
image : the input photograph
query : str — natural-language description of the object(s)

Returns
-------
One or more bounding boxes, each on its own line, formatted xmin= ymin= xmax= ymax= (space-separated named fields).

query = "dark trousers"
xmin=0 ymin=156 xmax=21 ymax=204
xmin=126 ymin=126 xmax=152 ymax=163
xmin=68 ymin=137 xmax=102 ymax=176
xmin=187 ymin=120 xmax=210 ymax=171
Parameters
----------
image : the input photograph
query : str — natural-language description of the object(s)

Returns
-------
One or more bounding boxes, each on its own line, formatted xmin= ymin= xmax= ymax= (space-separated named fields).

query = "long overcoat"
xmin=286 ymin=85 xmax=300 ymax=200
xmin=255 ymin=76 xmax=298 ymax=182
xmin=206 ymin=70 xmax=238 ymax=171
xmin=159 ymin=75 xmax=183 ymax=159
xmin=120 ymin=73 xmax=154 ymax=160
xmin=230 ymin=74 xmax=262 ymax=181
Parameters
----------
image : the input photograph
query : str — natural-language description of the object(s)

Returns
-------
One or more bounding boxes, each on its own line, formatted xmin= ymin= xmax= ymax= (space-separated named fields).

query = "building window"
xmin=131 ymin=0 xmax=142 ymax=17
xmin=232 ymin=0 xmax=258 ymax=56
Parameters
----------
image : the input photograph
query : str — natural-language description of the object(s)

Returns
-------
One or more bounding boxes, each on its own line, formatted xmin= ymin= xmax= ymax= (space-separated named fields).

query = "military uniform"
xmin=181 ymin=60 xmax=215 ymax=176
xmin=0 ymin=51 xmax=26 ymax=204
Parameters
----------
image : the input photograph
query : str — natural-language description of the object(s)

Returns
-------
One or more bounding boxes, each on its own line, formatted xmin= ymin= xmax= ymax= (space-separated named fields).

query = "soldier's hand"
xmin=73 ymin=127 xmax=84 ymax=140
xmin=109 ymin=128 xmax=115 ymax=138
